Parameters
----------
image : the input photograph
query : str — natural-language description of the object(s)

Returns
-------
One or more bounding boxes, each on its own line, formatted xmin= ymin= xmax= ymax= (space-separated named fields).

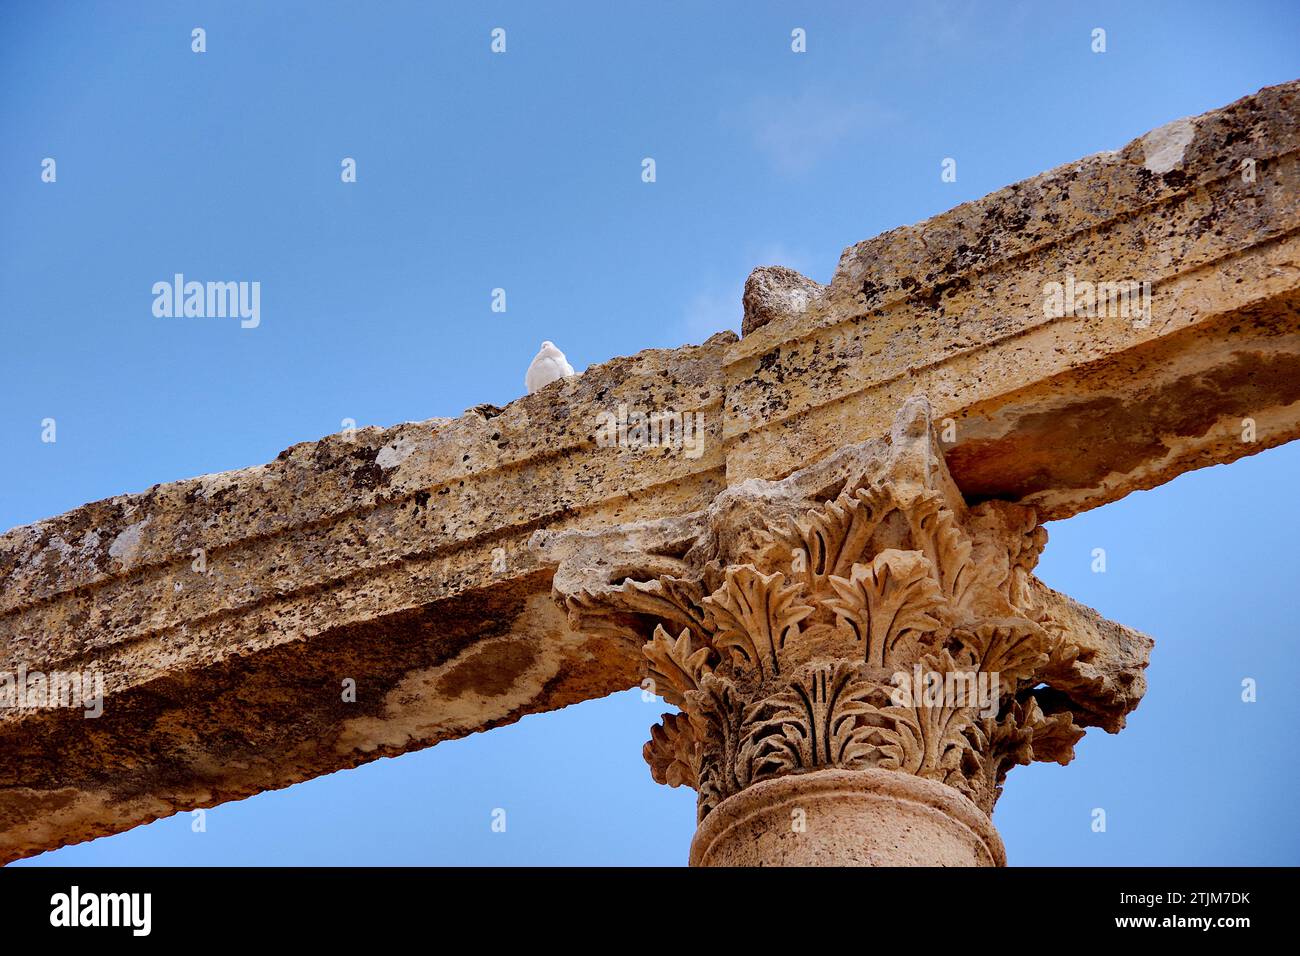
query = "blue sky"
xmin=3 ymin=1 xmax=1298 ymax=865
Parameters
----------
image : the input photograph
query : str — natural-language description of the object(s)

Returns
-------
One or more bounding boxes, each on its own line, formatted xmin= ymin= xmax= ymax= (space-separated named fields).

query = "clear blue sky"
xmin=3 ymin=1 xmax=1298 ymax=865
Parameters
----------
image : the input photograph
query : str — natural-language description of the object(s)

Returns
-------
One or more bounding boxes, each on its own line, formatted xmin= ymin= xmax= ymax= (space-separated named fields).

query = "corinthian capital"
xmin=533 ymin=397 xmax=1147 ymax=847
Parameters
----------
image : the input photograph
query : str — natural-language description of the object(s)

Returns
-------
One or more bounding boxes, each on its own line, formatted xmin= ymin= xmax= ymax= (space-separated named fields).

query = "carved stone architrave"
xmin=532 ymin=397 xmax=1151 ymax=861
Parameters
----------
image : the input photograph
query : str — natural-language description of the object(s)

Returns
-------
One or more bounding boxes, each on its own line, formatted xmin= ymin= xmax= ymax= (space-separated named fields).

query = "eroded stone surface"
xmin=741 ymin=265 xmax=826 ymax=337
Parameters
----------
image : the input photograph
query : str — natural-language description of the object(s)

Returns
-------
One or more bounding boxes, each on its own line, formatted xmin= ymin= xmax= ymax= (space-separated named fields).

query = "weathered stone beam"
xmin=2 ymin=79 xmax=1296 ymax=863
xmin=728 ymin=79 xmax=1300 ymax=519
xmin=0 ymin=339 xmax=732 ymax=862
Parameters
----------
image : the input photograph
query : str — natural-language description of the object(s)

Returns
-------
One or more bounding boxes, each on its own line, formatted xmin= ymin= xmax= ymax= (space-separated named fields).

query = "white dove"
xmin=524 ymin=340 xmax=575 ymax=393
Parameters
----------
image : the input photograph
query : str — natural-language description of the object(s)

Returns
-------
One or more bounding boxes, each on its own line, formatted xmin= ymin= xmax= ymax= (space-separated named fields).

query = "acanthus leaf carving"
xmin=644 ymin=712 xmax=699 ymax=790
xmin=825 ymin=549 xmax=950 ymax=668
xmin=568 ymin=575 xmax=708 ymax=653
xmin=905 ymin=490 xmax=977 ymax=609
xmin=762 ymin=483 xmax=893 ymax=603
xmin=875 ymin=650 xmax=981 ymax=796
xmin=965 ymin=695 xmax=1085 ymax=809
xmin=954 ymin=619 xmax=1052 ymax=694
xmin=642 ymin=625 xmax=714 ymax=707
xmin=683 ymin=673 xmax=746 ymax=818
xmin=703 ymin=566 xmax=813 ymax=680
xmin=738 ymin=660 xmax=879 ymax=783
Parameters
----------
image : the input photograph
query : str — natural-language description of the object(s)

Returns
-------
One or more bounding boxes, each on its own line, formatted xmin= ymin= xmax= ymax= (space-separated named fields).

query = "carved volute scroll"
xmin=533 ymin=397 xmax=1136 ymax=822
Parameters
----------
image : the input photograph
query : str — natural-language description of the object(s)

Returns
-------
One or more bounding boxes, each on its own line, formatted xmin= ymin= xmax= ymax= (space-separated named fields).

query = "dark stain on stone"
xmin=350 ymin=461 xmax=388 ymax=491
xmin=859 ymin=278 xmax=884 ymax=302
xmin=0 ymin=570 xmax=558 ymax=816
xmin=436 ymin=639 xmax=539 ymax=699
xmin=921 ymin=275 xmax=971 ymax=313
xmin=949 ymin=348 xmax=1300 ymax=503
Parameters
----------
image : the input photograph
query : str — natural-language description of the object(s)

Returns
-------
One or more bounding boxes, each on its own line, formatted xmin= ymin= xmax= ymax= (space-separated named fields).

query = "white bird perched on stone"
xmin=524 ymin=340 xmax=575 ymax=393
